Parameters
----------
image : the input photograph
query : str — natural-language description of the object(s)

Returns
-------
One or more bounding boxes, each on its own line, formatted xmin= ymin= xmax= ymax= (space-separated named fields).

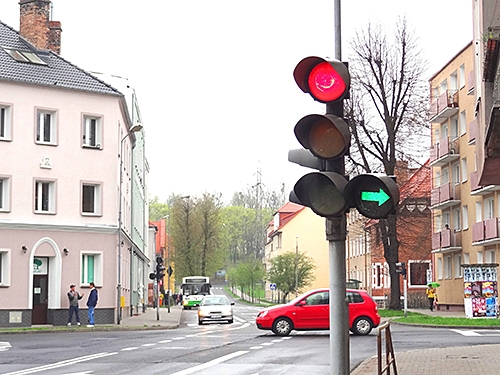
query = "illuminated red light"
xmin=308 ymin=61 xmax=346 ymax=103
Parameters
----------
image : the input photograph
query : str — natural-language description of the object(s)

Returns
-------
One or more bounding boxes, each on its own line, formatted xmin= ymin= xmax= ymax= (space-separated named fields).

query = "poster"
xmin=463 ymin=264 xmax=498 ymax=318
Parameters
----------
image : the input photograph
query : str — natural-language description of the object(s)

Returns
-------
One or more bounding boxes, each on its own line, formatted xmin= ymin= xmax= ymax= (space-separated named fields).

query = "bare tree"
xmin=346 ymin=18 xmax=429 ymax=309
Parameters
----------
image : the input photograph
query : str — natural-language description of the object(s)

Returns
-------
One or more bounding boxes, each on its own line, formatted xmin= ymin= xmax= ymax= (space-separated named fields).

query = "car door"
xmin=293 ymin=291 xmax=329 ymax=329
xmin=346 ymin=291 xmax=365 ymax=327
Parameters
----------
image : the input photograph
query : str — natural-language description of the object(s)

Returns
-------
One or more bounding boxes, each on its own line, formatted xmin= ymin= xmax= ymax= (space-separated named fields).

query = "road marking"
xmin=451 ymin=329 xmax=482 ymax=337
xmin=121 ymin=347 xmax=138 ymax=351
xmin=170 ymin=350 xmax=248 ymax=375
xmin=451 ymin=329 xmax=500 ymax=336
xmin=0 ymin=341 xmax=12 ymax=351
xmin=2 ymin=352 xmax=117 ymax=375
xmin=158 ymin=339 xmax=173 ymax=343
xmin=250 ymin=346 xmax=263 ymax=349
xmin=141 ymin=343 xmax=157 ymax=347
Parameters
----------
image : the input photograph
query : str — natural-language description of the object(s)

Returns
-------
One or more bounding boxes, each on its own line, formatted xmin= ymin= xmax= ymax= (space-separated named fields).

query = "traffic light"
xmin=156 ymin=256 xmax=165 ymax=280
xmin=344 ymin=174 xmax=400 ymax=219
xmin=395 ymin=262 xmax=407 ymax=278
xmin=289 ymin=57 xmax=351 ymax=218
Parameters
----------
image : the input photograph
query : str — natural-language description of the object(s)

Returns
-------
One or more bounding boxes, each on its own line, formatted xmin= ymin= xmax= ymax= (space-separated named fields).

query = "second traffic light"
xmin=156 ymin=256 xmax=165 ymax=280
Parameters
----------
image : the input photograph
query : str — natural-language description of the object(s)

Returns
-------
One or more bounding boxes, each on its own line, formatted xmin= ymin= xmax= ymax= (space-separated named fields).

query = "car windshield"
xmin=201 ymin=297 xmax=230 ymax=306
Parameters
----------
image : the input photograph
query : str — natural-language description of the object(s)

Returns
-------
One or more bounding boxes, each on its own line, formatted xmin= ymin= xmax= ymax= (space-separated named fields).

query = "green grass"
xmin=379 ymin=309 xmax=500 ymax=327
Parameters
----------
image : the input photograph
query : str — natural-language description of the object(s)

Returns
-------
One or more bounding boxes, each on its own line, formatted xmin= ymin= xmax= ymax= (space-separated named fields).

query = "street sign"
xmin=269 ymin=283 xmax=277 ymax=290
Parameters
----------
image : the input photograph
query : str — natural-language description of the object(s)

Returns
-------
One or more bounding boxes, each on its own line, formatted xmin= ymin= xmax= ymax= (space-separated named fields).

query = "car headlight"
xmin=258 ymin=310 xmax=268 ymax=318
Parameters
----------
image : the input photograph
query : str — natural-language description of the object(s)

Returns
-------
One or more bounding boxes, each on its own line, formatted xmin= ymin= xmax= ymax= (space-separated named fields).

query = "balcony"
xmin=431 ymin=229 xmax=462 ymax=253
xmin=470 ymin=170 xmax=500 ymax=195
xmin=429 ymin=90 xmax=459 ymax=122
xmin=430 ymin=182 xmax=461 ymax=210
xmin=472 ymin=218 xmax=500 ymax=246
xmin=429 ymin=137 xmax=459 ymax=167
xmin=468 ymin=118 xmax=478 ymax=144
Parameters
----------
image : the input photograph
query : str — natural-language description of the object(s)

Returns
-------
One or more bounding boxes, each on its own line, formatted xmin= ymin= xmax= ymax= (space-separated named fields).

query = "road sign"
xmin=270 ymin=283 xmax=277 ymax=290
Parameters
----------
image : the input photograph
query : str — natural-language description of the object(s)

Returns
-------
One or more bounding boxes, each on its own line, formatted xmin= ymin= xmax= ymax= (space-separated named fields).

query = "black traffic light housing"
xmin=395 ymin=262 xmax=407 ymax=278
xmin=156 ymin=256 xmax=165 ymax=280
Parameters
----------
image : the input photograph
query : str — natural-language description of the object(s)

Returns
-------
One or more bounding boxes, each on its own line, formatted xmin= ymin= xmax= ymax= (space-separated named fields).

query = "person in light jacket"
xmin=86 ymin=282 xmax=98 ymax=327
xmin=67 ymin=284 xmax=84 ymax=326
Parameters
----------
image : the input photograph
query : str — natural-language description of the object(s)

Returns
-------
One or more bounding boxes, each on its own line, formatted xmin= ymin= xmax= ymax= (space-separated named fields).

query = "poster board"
xmin=462 ymin=264 xmax=498 ymax=318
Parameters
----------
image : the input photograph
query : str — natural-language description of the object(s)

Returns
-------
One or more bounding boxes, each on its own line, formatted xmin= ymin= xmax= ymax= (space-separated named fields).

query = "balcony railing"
xmin=472 ymin=218 xmax=500 ymax=245
xmin=429 ymin=90 xmax=459 ymax=122
xmin=468 ymin=70 xmax=475 ymax=95
xmin=430 ymin=182 xmax=461 ymax=209
xmin=468 ymin=118 xmax=478 ymax=144
xmin=429 ymin=137 xmax=459 ymax=166
xmin=470 ymin=170 xmax=500 ymax=195
xmin=431 ymin=229 xmax=462 ymax=253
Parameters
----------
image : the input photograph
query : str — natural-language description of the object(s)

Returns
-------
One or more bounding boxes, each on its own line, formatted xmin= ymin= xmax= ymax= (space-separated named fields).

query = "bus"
xmin=180 ymin=276 xmax=212 ymax=309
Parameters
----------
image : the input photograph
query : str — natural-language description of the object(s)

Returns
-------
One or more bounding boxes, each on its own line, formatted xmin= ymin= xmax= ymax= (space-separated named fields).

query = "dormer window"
xmin=3 ymin=47 xmax=47 ymax=65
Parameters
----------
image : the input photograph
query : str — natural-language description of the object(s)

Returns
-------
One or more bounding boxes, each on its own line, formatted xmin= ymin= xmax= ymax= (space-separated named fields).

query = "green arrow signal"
xmin=361 ymin=189 xmax=390 ymax=206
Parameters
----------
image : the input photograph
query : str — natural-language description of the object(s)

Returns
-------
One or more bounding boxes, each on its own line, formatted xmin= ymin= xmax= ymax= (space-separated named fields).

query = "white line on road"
xmin=0 ymin=341 xmax=12 ymax=351
xmin=2 ymin=352 xmax=117 ymax=375
xmin=451 ymin=329 xmax=482 ymax=336
xmin=121 ymin=347 xmax=139 ymax=351
xmin=170 ymin=350 xmax=249 ymax=375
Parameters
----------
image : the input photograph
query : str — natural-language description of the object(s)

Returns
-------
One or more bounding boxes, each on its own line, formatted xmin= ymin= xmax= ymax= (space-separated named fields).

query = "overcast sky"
xmin=0 ymin=1 xmax=473 ymax=203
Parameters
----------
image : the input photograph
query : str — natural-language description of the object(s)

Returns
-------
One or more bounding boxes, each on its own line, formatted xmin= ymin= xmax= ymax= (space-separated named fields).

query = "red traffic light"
xmin=291 ymin=172 xmax=348 ymax=217
xmin=344 ymin=174 xmax=400 ymax=219
xmin=294 ymin=57 xmax=350 ymax=103
xmin=294 ymin=114 xmax=350 ymax=160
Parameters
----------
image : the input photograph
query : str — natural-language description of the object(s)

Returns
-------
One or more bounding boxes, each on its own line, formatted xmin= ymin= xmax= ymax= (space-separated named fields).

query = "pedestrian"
xmin=67 ymin=284 xmax=84 ymax=326
xmin=86 ymin=282 xmax=98 ymax=327
xmin=426 ymin=284 xmax=437 ymax=311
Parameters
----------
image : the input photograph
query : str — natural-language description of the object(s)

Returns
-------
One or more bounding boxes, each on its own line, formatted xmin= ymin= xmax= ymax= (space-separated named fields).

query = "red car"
xmin=256 ymin=288 xmax=381 ymax=336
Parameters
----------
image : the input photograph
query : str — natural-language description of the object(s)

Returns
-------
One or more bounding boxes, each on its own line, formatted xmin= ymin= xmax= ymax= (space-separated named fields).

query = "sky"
xmin=0 ymin=0 xmax=473 ymax=204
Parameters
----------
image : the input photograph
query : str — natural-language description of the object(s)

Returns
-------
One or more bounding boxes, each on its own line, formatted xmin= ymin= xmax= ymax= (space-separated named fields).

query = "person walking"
xmin=67 ymin=284 xmax=84 ymax=326
xmin=426 ymin=284 xmax=437 ymax=311
xmin=86 ymin=282 xmax=98 ymax=327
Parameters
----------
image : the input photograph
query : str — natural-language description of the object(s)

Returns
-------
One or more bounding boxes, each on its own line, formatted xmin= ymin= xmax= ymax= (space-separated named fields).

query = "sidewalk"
xmin=118 ymin=304 xmax=183 ymax=329
xmin=351 ymin=308 xmax=500 ymax=374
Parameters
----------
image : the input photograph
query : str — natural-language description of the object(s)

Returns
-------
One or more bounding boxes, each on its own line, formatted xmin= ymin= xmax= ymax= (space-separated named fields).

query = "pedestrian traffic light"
xmin=395 ymin=262 xmax=406 ymax=278
xmin=156 ymin=256 xmax=165 ymax=280
xmin=289 ymin=57 xmax=351 ymax=218
xmin=344 ymin=174 xmax=400 ymax=219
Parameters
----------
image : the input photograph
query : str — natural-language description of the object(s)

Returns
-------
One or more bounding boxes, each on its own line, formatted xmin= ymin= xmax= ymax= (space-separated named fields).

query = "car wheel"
xmin=352 ymin=317 xmax=373 ymax=335
xmin=227 ymin=319 xmax=233 ymax=324
xmin=271 ymin=317 xmax=293 ymax=336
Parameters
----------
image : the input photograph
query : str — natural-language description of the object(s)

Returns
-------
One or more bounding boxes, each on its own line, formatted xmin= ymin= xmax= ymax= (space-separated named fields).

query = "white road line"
xmin=451 ymin=329 xmax=482 ymax=336
xmin=141 ymin=343 xmax=157 ymax=347
xmin=121 ymin=347 xmax=139 ymax=351
xmin=158 ymin=339 xmax=173 ymax=343
xmin=0 ymin=341 xmax=12 ymax=351
xmin=170 ymin=350 xmax=248 ymax=375
xmin=2 ymin=352 xmax=117 ymax=375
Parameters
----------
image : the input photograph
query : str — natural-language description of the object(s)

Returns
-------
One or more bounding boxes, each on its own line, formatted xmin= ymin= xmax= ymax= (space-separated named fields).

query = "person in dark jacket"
xmin=86 ymin=282 xmax=98 ymax=327
xmin=67 ymin=284 xmax=84 ymax=326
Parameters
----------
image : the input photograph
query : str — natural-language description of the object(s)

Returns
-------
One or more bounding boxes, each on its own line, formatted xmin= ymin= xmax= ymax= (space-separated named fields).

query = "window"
xmin=0 ymin=176 xmax=11 ymax=212
xmin=305 ymin=291 xmax=329 ymax=305
xmin=36 ymin=109 xmax=57 ymax=145
xmin=450 ymin=116 xmax=459 ymax=139
xmin=437 ymin=258 xmax=443 ymax=280
xmin=81 ymin=252 xmax=102 ymax=286
xmin=462 ymin=206 xmax=469 ymax=230
xmin=485 ymin=198 xmax=495 ymax=219
xmin=463 ymin=253 xmax=470 ymax=264
xmin=452 ymin=162 xmax=460 ymax=185
xmin=459 ymin=110 xmax=466 ymax=135
xmin=0 ymin=105 xmax=12 ymax=141
xmin=453 ymin=207 xmax=461 ymax=230
xmin=454 ymin=254 xmax=462 ymax=278
xmin=0 ymin=249 xmax=11 ymax=286
xmin=459 ymin=64 xmax=466 ymax=88
xmin=444 ymin=256 xmax=452 ymax=279
xmin=346 ymin=291 xmax=364 ymax=303
xmin=409 ymin=261 xmax=430 ymax=286
xmin=82 ymin=182 xmax=102 ymax=215
xmin=477 ymin=251 xmax=483 ymax=264
xmin=3 ymin=47 xmax=47 ymax=65
xmin=486 ymin=249 xmax=496 ymax=263
xmin=461 ymin=158 xmax=467 ymax=182
xmin=82 ymin=115 xmax=102 ymax=149
xmin=34 ymin=180 xmax=56 ymax=213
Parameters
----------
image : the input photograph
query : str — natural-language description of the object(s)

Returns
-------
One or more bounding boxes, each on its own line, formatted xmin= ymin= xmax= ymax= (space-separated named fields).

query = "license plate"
xmin=211 ymin=315 xmax=222 ymax=318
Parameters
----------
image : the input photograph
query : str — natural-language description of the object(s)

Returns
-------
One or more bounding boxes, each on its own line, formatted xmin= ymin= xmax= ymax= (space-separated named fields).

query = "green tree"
xmin=227 ymin=259 xmax=265 ymax=302
xmin=149 ymin=196 xmax=169 ymax=221
xmin=268 ymin=251 xmax=315 ymax=303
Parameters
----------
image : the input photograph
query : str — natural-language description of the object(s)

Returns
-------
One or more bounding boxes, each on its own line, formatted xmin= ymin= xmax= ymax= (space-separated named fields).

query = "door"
xmin=294 ymin=291 xmax=329 ymax=329
xmin=32 ymin=274 xmax=48 ymax=324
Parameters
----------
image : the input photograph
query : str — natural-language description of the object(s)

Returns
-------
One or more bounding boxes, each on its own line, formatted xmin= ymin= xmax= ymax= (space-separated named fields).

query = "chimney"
xmin=19 ymin=0 xmax=62 ymax=54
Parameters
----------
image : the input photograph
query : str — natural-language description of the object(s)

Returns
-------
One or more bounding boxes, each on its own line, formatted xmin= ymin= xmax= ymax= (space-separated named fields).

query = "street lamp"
xmin=163 ymin=214 xmax=171 ymax=314
xmin=117 ymin=123 xmax=143 ymax=325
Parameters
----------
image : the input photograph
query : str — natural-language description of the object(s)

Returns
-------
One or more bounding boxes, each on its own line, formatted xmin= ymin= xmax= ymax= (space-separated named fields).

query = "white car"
xmin=198 ymin=295 xmax=234 ymax=325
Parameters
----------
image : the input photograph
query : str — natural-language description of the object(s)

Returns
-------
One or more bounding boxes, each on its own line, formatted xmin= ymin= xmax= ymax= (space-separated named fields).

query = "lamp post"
xmin=163 ymin=214 xmax=171 ymax=314
xmin=117 ymin=123 xmax=143 ymax=325
xmin=295 ymin=236 xmax=299 ymax=297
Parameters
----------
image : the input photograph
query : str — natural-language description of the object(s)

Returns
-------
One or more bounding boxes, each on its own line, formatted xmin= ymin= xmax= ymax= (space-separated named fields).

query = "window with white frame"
xmin=36 ymin=109 xmax=57 ymax=144
xmin=452 ymin=163 xmax=460 ymax=185
xmin=485 ymin=198 xmax=494 ymax=219
xmin=437 ymin=257 xmax=443 ymax=280
xmin=461 ymin=158 xmax=467 ymax=182
xmin=463 ymin=253 xmax=470 ymax=264
xmin=0 ymin=105 xmax=12 ymax=141
xmin=476 ymin=202 xmax=482 ymax=223
xmin=462 ymin=205 xmax=469 ymax=230
xmin=453 ymin=207 xmax=461 ymax=230
xmin=408 ymin=261 xmax=430 ymax=286
xmin=81 ymin=252 xmax=102 ymax=286
xmin=486 ymin=249 xmax=496 ymax=263
xmin=459 ymin=110 xmax=466 ymax=135
xmin=477 ymin=251 xmax=483 ymax=264
xmin=82 ymin=182 xmax=102 ymax=215
xmin=34 ymin=179 xmax=56 ymax=213
xmin=459 ymin=64 xmax=466 ymax=88
xmin=82 ymin=115 xmax=102 ymax=148
xmin=444 ymin=255 xmax=452 ymax=279
xmin=454 ymin=254 xmax=462 ymax=278
xmin=451 ymin=116 xmax=459 ymax=139
xmin=450 ymin=71 xmax=458 ymax=91
xmin=0 ymin=249 xmax=10 ymax=286
xmin=0 ymin=176 xmax=11 ymax=212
